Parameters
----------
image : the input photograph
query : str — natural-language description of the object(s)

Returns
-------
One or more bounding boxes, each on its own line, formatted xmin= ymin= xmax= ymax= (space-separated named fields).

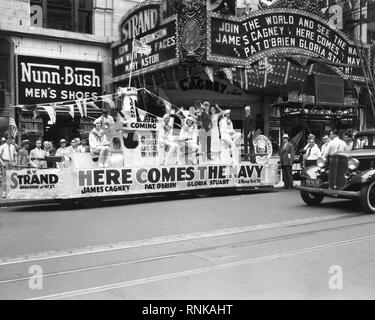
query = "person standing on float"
xmin=210 ymin=104 xmax=223 ymax=162
xmin=219 ymin=110 xmax=242 ymax=166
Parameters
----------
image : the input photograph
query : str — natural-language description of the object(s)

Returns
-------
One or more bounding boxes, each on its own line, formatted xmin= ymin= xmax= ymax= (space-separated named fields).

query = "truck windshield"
xmin=353 ymin=135 xmax=375 ymax=149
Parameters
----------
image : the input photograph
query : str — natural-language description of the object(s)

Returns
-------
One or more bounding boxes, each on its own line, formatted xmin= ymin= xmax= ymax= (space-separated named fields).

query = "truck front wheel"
xmin=300 ymin=191 xmax=324 ymax=205
xmin=359 ymin=181 xmax=375 ymax=213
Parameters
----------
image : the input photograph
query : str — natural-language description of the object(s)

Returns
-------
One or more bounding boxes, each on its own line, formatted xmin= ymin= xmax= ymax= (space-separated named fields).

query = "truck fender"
xmin=349 ymin=169 xmax=375 ymax=185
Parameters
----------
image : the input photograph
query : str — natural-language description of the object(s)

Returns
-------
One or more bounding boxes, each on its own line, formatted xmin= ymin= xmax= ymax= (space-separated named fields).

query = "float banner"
xmin=6 ymin=164 xmax=277 ymax=199
xmin=209 ymin=8 xmax=365 ymax=77
xmin=17 ymin=56 xmax=103 ymax=104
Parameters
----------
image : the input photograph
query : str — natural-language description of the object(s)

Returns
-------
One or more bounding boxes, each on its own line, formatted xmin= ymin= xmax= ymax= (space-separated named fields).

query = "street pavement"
xmin=0 ymin=188 xmax=375 ymax=299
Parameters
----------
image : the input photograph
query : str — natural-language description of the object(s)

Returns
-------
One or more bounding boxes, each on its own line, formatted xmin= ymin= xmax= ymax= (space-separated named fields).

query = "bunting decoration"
xmin=75 ymin=100 xmax=84 ymax=117
xmin=103 ymin=96 xmax=116 ymax=110
xmin=67 ymin=104 xmax=75 ymax=119
xmin=81 ymin=100 xmax=88 ymax=117
xmin=87 ymin=101 xmax=100 ymax=110
xmin=138 ymin=108 xmax=147 ymax=122
xmin=42 ymin=104 xmax=56 ymax=124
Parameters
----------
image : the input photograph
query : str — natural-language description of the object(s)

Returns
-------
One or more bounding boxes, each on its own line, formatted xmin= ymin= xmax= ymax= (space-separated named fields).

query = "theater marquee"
xmin=208 ymin=8 xmax=366 ymax=78
xmin=112 ymin=1 xmax=179 ymax=81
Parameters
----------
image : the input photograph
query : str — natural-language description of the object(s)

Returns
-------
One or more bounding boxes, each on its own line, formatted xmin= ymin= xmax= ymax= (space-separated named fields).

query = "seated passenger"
xmin=179 ymin=116 xmax=199 ymax=165
xmin=158 ymin=113 xmax=179 ymax=165
xmin=89 ymin=119 xmax=111 ymax=168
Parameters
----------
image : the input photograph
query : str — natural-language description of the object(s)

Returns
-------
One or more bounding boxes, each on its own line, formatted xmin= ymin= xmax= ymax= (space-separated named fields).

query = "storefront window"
xmin=30 ymin=0 xmax=93 ymax=34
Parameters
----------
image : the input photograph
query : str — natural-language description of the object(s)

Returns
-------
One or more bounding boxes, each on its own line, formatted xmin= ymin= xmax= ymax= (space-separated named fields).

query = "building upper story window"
xmin=30 ymin=0 xmax=93 ymax=34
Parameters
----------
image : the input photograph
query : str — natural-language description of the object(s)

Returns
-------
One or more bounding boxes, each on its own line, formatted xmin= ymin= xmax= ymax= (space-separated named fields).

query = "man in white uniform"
xmin=89 ymin=119 xmax=111 ymax=168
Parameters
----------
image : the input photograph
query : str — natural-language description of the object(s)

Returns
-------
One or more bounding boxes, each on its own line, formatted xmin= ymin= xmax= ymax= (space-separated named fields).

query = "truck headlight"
xmin=348 ymin=158 xmax=359 ymax=171
xmin=316 ymin=157 xmax=326 ymax=168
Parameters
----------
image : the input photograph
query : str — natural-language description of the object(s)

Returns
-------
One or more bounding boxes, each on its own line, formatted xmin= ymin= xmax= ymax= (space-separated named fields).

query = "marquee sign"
xmin=112 ymin=1 xmax=179 ymax=81
xmin=17 ymin=55 xmax=103 ymax=105
xmin=208 ymin=8 xmax=366 ymax=79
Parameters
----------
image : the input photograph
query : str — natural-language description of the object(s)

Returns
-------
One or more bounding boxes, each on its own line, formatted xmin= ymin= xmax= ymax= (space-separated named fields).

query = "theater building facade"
xmin=0 ymin=0 xmax=141 ymax=143
xmin=112 ymin=0 xmax=375 ymax=151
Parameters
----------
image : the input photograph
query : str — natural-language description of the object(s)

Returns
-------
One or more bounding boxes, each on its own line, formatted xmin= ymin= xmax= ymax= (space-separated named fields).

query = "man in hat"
xmin=242 ymin=105 xmax=256 ymax=162
xmin=279 ymin=133 xmax=295 ymax=189
xmin=56 ymin=139 xmax=71 ymax=168
xmin=43 ymin=141 xmax=56 ymax=168
xmin=197 ymin=101 xmax=212 ymax=163
xmin=89 ymin=118 xmax=111 ymax=168
xmin=17 ymin=139 xmax=31 ymax=168
xmin=0 ymin=136 xmax=18 ymax=198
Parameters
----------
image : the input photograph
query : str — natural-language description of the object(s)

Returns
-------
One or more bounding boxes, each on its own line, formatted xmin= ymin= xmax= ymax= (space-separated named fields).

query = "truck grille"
xmin=329 ymin=155 xmax=348 ymax=190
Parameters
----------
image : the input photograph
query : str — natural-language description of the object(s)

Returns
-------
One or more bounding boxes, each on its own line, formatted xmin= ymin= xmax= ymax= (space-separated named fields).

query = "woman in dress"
xmin=210 ymin=104 xmax=223 ymax=161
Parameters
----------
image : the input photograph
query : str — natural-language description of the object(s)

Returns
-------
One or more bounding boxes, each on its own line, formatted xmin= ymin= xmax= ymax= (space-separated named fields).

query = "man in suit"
xmin=279 ymin=133 xmax=295 ymax=190
xmin=242 ymin=105 xmax=256 ymax=162
xmin=197 ymin=101 xmax=212 ymax=163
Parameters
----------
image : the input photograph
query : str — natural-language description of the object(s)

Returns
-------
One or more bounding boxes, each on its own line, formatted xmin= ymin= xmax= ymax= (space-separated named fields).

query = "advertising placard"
xmin=6 ymin=164 xmax=278 ymax=200
xmin=17 ymin=55 xmax=103 ymax=104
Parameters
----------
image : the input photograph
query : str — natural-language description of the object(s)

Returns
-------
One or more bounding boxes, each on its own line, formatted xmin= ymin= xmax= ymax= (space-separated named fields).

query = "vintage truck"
xmin=296 ymin=130 xmax=375 ymax=213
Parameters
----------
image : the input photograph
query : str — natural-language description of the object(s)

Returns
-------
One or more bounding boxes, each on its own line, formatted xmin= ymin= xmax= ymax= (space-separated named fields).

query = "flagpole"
xmin=128 ymin=37 xmax=136 ymax=89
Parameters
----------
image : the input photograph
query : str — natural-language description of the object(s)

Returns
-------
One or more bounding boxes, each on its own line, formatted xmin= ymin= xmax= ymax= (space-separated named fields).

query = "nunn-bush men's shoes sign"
xmin=17 ymin=56 xmax=103 ymax=105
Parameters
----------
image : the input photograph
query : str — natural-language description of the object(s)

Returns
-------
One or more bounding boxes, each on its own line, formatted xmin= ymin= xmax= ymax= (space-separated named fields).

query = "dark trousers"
xmin=281 ymin=165 xmax=293 ymax=188
xmin=199 ymin=130 xmax=211 ymax=161
xmin=244 ymin=132 xmax=255 ymax=162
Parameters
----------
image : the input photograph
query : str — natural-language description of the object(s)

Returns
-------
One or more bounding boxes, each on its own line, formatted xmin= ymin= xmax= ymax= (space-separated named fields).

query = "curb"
xmin=0 ymin=199 xmax=55 ymax=207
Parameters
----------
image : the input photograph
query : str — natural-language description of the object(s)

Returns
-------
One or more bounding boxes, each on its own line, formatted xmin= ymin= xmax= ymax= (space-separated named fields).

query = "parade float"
xmin=5 ymin=87 xmax=278 ymax=207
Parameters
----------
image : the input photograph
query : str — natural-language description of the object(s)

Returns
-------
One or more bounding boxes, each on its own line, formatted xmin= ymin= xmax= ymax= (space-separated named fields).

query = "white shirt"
xmin=322 ymin=137 xmax=347 ymax=158
xmin=0 ymin=143 xmax=17 ymax=162
xmin=29 ymin=148 xmax=47 ymax=168
xmin=56 ymin=147 xmax=71 ymax=168
xmin=179 ymin=125 xmax=198 ymax=144
xmin=321 ymin=142 xmax=329 ymax=155
xmin=304 ymin=144 xmax=321 ymax=160
xmin=219 ymin=118 xmax=236 ymax=137
xmin=89 ymin=129 xmax=110 ymax=150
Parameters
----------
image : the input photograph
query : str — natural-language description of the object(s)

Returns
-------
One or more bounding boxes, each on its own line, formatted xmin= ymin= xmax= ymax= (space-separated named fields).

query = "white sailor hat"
xmin=282 ymin=134 xmax=290 ymax=139
xmin=245 ymin=106 xmax=251 ymax=110
xmin=93 ymin=118 xmax=102 ymax=125
xmin=224 ymin=109 xmax=231 ymax=115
